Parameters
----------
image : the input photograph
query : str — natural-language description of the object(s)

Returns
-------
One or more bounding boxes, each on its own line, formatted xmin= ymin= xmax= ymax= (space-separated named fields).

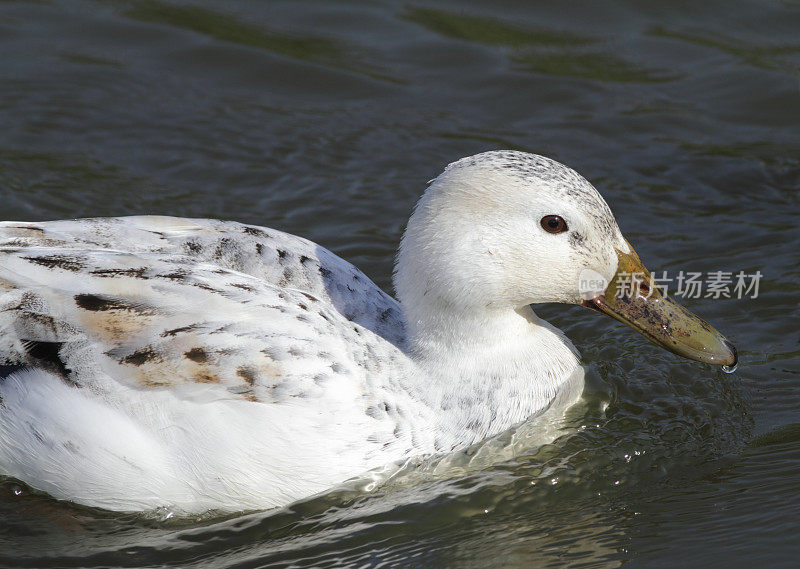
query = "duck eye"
xmin=540 ymin=215 xmax=568 ymax=234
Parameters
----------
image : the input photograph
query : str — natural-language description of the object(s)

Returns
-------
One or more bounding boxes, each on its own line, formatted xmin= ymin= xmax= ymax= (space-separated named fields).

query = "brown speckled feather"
xmin=0 ymin=217 xmax=409 ymax=404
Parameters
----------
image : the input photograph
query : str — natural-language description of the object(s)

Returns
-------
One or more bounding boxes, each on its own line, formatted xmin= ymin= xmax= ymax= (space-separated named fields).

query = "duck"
xmin=0 ymin=151 xmax=736 ymax=513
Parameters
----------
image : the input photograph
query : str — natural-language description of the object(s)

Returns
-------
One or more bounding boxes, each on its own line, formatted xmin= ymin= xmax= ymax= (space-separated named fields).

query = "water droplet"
xmin=721 ymin=362 xmax=738 ymax=374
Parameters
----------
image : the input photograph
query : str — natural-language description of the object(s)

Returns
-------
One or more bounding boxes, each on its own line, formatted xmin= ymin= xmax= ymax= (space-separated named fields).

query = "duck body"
xmin=0 ymin=216 xmax=423 ymax=511
xmin=0 ymin=215 xmax=577 ymax=512
xmin=0 ymin=151 xmax=734 ymax=513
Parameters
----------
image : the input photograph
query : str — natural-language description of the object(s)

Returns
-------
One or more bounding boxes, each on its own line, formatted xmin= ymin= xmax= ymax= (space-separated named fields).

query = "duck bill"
xmin=582 ymin=244 xmax=737 ymax=367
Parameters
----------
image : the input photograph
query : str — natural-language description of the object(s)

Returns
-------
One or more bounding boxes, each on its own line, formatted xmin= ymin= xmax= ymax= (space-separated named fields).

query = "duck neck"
xmin=399 ymin=300 xmax=581 ymax=443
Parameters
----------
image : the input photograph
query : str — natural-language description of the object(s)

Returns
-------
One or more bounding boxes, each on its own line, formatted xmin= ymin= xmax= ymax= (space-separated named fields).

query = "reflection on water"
xmin=0 ymin=0 xmax=798 ymax=567
xmin=402 ymin=6 xmax=594 ymax=47
xmin=126 ymin=1 xmax=347 ymax=62
xmin=649 ymin=25 xmax=800 ymax=71
xmin=405 ymin=6 xmax=677 ymax=82
xmin=124 ymin=0 xmax=397 ymax=82
xmin=511 ymin=51 xmax=677 ymax=83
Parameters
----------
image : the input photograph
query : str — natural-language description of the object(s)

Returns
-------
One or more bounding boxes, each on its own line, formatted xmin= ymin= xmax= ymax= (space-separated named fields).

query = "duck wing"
xmin=0 ymin=216 xmax=405 ymax=348
xmin=0 ymin=244 xmax=407 ymax=405
xmin=0 ymin=222 xmax=431 ymax=512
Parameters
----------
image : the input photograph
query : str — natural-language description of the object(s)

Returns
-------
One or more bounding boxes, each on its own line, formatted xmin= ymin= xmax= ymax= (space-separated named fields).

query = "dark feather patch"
xmin=0 ymin=364 xmax=26 ymax=379
xmin=121 ymin=347 xmax=160 ymax=366
xmin=90 ymin=267 xmax=148 ymax=279
xmin=236 ymin=366 xmax=257 ymax=385
xmin=75 ymin=294 xmax=147 ymax=313
xmin=185 ymin=348 xmax=208 ymax=363
xmin=243 ymin=226 xmax=269 ymax=238
xmin=24 ymin=255 xmax=85 ymax=272
xmin=22 ymin=341 xmax=76 ymax=385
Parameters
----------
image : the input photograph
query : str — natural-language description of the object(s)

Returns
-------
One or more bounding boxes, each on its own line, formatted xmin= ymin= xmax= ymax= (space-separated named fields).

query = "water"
xmin=0 ymin=0 xmax=798 ymax=567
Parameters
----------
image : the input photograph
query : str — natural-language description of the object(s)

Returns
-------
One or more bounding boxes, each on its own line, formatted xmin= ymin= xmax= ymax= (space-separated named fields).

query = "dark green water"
xmin=1 ymin=1 xmax=799 ymax=567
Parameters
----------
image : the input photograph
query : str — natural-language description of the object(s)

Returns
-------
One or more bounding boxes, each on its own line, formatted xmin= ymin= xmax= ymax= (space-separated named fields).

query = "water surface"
xmin=0 ymin=1 xmax=798 ymax=567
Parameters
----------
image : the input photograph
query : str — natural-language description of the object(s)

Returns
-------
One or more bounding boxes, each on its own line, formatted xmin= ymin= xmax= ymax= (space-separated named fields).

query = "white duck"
xmin=0 ymin=151 xmax=735 ymax=513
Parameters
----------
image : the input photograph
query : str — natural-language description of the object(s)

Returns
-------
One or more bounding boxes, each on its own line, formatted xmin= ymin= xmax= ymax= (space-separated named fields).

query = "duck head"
xmin=395 ymin=150 xmax=736 ymax=367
